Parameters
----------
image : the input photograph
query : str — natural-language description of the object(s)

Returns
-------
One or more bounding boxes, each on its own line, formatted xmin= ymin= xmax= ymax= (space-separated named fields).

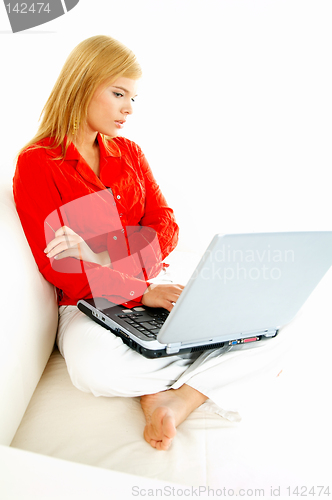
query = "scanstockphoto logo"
xmin=3 ymin=0 xmax=79 ymax=33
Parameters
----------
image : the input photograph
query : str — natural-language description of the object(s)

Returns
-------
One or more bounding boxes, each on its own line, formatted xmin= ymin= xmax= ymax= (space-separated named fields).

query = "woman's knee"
xmin=60 ymin=313 xmax=134 ymax=396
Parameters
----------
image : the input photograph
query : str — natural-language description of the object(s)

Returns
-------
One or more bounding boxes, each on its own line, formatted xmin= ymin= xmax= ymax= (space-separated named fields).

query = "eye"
xmin=113 ymin=92 xmax=124 ymax=98
xmin=131 ymin=98 xmax=136 ymax=103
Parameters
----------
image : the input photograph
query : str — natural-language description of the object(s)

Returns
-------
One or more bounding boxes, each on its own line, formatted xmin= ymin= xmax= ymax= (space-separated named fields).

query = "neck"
xmin=72 ymin=129 xmax=99 ymax=154
xmin=71 ymin=130 xmax=101 ymax=177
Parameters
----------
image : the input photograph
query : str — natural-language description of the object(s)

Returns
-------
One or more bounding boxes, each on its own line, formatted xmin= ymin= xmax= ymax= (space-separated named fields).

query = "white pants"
xmin=57 ymin=303 xmax=288 ymax=422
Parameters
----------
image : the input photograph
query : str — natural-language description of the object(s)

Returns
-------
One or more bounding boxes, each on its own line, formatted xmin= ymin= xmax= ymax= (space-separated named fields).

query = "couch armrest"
xmin=0 ymin=178 xmax=58 ymax=445
xmin=0 ymin=445 xmax=178 ymax=499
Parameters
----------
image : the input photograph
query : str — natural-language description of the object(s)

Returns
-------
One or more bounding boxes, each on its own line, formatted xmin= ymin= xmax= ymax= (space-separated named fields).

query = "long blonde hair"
xmin=19 ymin=35 xmax=142 ymax=157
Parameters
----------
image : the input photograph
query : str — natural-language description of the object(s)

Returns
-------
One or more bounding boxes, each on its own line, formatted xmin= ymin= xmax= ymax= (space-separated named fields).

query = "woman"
xmin=13 ymin=35 xmax=285 ymax=451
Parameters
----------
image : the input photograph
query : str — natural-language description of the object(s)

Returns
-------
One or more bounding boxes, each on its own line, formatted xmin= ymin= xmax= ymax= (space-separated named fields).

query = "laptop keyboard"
xmin=116 ymin=309 xmax=169 ymax=339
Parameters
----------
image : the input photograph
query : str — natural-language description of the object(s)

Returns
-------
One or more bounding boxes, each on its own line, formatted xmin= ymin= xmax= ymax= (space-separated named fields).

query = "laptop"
xmin=77 ymin=231 xmax=332 ymax=358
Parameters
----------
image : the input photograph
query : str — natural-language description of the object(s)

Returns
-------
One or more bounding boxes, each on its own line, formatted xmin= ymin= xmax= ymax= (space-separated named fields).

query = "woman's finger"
xmin=45 ymin=236 xmax=81 ymax=257
xmin=54 ymin=225 xmax=75 ymax=238
xmin=161 ymin=291 xmax=182 ymax=303
xmin=159 ymin=300 xmax=175 ymax=312
xmin=158 ymin=295 xmax=181 ymax=312
xmin=44 ymin=236 xmax=75 ymax=255
xmin=156 ymin=284 xmax=184 ymax=294
xmin=142 ymin=283 xmax=185 ymax=311
xmin=52 ymin=247 xmax=83 ymax=261
xmin=44 ymin=226 xmax=80 ymax=252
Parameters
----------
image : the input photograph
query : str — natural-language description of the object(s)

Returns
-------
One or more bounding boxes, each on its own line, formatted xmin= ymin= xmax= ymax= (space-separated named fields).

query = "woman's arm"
xmin=13 ymin=149 xmax=148 ymax=305
xmin=44 ymin=225 xmax=111 ymax=266
xmin=111 ymin=142 xmax=179 ymax=282
xmin=138 ymin=148 xmax=179 ymax=259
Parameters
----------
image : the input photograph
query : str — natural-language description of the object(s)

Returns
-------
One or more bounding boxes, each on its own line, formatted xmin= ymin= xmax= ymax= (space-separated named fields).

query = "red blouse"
xmin=13 ymin=134 xmax=179 ymax=307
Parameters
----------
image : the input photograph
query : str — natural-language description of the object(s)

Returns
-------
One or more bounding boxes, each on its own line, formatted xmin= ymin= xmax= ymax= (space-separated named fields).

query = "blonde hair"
xmin=19 ymin=35 xmax=142 ymax=157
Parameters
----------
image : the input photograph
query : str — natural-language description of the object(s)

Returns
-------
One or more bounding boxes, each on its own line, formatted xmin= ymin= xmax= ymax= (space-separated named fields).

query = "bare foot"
xmin=140 ymin=384 xmax=207 ymax=451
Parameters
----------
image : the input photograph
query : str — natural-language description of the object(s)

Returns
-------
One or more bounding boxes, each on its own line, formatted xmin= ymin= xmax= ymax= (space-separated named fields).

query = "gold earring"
xmin=73 ymin=119 xmax=79 ymax=134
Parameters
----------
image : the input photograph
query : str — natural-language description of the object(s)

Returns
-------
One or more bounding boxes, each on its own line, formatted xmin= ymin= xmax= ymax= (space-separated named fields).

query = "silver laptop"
xmin=77 ymin=231 xmax=332 ymax=358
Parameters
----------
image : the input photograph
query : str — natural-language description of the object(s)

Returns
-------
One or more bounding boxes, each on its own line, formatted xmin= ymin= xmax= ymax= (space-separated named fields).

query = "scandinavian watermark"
xmin=192 ymin=244 xmax=295 ymax=283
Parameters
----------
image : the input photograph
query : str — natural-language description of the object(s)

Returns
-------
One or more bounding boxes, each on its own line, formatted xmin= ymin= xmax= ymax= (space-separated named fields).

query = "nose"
xmin=122 ymin=99 xmax=134 ymax=116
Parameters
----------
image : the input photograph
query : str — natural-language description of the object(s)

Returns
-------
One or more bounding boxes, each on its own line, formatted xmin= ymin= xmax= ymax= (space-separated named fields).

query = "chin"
xmin=106 ymin=129 xmax=121 ymax=138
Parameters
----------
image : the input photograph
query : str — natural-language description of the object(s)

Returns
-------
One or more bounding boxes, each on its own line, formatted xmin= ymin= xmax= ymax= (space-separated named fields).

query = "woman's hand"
xmin=141 ymin=283 xmax=185 ymax=312
xmin=44 ymin=226 xmax=111 ymax=266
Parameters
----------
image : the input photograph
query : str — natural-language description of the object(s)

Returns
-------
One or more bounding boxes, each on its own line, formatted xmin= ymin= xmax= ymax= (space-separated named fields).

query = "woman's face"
xmin=85 ymin=77 xmax=138 ymax=138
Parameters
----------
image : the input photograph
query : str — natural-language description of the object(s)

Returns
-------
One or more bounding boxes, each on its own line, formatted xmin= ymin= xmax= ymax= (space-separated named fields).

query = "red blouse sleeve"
xmin=13 ymin=147 xmax=149 ymax=306
xmin=125 ymin=144 xmax=179 ymax=263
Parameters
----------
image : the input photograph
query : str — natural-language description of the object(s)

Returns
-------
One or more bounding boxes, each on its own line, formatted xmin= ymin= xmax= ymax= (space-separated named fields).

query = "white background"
xmin=1 ymin=0 xmax=331 ymax=253
xmin=0 ymin=1 xmax=331 ymax=494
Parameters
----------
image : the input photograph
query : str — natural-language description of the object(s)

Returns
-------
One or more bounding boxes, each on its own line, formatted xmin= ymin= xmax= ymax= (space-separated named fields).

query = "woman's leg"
xmin=172 ymin=325 xmax=289 ymax=419
xmin=140 ymin=384 xmax=208 ymax=450
xmin=57 ymin=306 xmax=289 ymax=450
xmin=139 ymin=329 xmax=288 ymax=450
xmin=57 ymin=306 xmax=208 ymax=450
xmin=57 ymin=305 xmax=200 ymax=398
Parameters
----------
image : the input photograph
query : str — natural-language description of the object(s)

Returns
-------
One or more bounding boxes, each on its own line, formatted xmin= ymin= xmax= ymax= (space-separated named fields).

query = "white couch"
xmin=1 ymin=175 xmax=331 ymax=499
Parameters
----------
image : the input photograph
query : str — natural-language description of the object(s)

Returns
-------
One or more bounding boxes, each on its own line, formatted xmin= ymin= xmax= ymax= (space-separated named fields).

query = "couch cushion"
xmin=11 ymin=348 xmax=238 ymax=485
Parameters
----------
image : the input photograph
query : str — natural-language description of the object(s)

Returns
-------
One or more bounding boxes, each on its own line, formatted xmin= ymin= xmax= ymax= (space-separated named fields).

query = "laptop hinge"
xmin=166 ymin=343 xmax=181 ymax=355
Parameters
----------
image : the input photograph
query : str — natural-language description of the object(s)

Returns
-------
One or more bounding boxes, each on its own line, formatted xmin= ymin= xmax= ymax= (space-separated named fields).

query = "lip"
xmin=115 ymin=120 xmax=125 ymax=129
